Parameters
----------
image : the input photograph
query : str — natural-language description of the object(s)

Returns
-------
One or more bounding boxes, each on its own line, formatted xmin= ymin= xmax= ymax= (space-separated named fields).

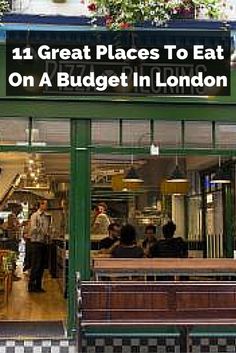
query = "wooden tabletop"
xmin=93 ymin=258 xmax=236 ymax=277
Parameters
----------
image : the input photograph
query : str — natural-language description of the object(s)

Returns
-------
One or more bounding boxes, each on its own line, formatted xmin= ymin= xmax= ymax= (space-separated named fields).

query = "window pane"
xmin=185 ymin=122 xmax=212 ymax=148
xmin=92 ymin=121 xmax=119 ymax=145
xmin=153 ymin=121 xmax=181 ymax=148
xmin=122 ymin=120 xmax=150 ymax=145
xmin=216 ymin=123 xmax=236 ymax=149
xmin=32 ymin=120 xmax=70 ymax=146
xmin=0 ymin=118 xmax=28 ymax=145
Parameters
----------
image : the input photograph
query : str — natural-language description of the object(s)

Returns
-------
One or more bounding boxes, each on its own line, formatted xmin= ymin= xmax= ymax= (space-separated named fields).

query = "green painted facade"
xmin=0 ymin=29 xmax=236 ymax=335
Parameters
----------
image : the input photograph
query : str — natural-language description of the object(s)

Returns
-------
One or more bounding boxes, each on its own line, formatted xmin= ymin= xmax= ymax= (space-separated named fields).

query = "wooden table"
xmin=93 ymin=258 xmax=236 ymax=280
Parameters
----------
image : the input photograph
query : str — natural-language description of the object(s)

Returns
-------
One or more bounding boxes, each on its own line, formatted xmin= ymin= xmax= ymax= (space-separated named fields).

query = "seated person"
xmin=150 ymin=221 xmax=187 ymax=258
xmin=142 ymin=224 xmax=157 ymax=257
xmin=99 ymin=223 xmax=120 ymax=250
xmin=111 ymin=224 xmax=144 ymax=258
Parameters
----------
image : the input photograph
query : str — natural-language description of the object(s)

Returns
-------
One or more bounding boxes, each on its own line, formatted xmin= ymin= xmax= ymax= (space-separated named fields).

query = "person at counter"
xmin=28 ymin=200 xmax=50 ymax=293
xmin=91 ymin=202 xmax=111 ymax=235
xmin=99 ymin=223 xmax=120 ymax=250
xmin=111 ymin=224 xmax=144 ymax=258
xmin=142 ymin=224 xmax=157 ymax=257
xmin=149 ymin=221 xmax=187 ymax=258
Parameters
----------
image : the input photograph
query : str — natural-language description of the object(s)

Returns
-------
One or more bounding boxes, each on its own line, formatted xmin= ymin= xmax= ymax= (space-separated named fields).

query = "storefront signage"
xmin=6 ymin=30 xmax=230 ymax=96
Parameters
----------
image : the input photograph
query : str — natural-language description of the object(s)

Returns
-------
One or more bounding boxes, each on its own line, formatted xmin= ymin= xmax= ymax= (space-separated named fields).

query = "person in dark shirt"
xmin=142 ymin=224 xmax=157 ymax=257
xmin=150 ymin=221 xmax=187 ymax=258
xmin=99 ymin=223 xmax=120 ymax=250
xmin=111 ymin=224 xmax=144 ymax=258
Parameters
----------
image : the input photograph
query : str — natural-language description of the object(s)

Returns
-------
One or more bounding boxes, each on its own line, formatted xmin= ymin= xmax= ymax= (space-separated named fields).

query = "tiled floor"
xmin=0 ymin=340 xmax=76 ymax=353
xmin=1 ymin=336 xmax=236 ymax=353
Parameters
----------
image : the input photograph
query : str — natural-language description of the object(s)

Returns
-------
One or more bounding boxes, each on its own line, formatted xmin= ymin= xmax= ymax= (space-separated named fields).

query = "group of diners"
xmin=98 ymin=221 xmax=188 ymax=259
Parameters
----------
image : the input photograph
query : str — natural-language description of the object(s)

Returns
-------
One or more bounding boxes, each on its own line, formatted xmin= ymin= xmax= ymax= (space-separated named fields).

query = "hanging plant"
xmin=87 ymin=0 xmax=221 ymax=29
xmin=0 ymin=0 xmax=9 ymax=18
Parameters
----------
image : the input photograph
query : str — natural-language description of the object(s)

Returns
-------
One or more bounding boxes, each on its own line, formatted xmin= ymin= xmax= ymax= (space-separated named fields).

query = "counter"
xmin=49 ymin=238 xmax=68 ymax=298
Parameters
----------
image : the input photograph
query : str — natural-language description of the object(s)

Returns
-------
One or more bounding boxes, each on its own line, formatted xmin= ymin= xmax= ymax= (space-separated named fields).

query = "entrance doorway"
xmin=0 ymin=152 xmax=69 ymax=322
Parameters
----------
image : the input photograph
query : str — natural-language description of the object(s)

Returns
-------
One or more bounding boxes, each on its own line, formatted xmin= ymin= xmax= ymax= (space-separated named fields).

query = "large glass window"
xmin=122 ymin=120 xmax=150 ymax=145
xmin=216 ymin=123 xmax=236 ymax=149
xmin=0 ymin=118 xmax=28 ymax=145
xmin=92 ymin=121 xmax=119 ymax=145
xmin=32 ymin=120 xmax=70 ymax=146
xmin=153 ymin=121 xmax=182 ymax=148
xmin=185 ymin=121 xmax=212 ymax=148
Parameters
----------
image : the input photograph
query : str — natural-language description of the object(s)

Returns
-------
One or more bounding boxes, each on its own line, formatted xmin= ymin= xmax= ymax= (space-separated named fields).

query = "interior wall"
xmin=172 ymin=195 xmax=185 ymax=237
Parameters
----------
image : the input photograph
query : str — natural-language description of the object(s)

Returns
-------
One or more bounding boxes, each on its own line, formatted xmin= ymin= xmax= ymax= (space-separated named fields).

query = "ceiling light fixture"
xmin=167 ymin=156 xmax=188 ymax=183
xmin=123 ymin=155 xmax=143 ymax=183
xmin=210 ymin=157 xmax=231 ymax=184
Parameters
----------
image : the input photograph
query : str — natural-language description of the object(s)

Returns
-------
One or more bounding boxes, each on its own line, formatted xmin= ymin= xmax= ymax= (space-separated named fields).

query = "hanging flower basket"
xmin=0 ymin=0 xmax=9 ymax=18
xmin=88 ymin=0 xmax=221 ymax=29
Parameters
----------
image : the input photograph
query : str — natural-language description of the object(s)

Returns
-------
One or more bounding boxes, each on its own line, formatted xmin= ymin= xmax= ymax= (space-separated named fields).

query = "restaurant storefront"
xmin=1 ymin=21 xmax=236 ymax=342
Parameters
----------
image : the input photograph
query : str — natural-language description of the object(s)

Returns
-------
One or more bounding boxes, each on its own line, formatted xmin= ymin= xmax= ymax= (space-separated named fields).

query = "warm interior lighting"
xmin=161 ymin=180 xmax=189 ymax=195
xmin=20 ymin=155 xmax=50 ymax=189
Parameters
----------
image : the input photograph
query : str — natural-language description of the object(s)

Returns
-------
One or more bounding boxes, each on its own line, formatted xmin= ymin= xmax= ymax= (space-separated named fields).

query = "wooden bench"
xmin=77 ymin=279 xmax=236 ymax=353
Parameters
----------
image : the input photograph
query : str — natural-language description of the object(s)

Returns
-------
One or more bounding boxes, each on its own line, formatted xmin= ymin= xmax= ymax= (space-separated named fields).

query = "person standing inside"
xmin=91 ymin=202 xmax=111 ymax=235
xmin=28 ymin=200 xmax=50 ymax=293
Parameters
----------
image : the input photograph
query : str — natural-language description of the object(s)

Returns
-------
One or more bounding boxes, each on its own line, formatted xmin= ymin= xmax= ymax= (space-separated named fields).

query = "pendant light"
xmin=167 ymin=156 xmax=188 ymax=183
xmin=210 ymin=156 xmax=231 ymax=184
xmin=123 ymin=166 xmax=143 ymax=183
xmin=123 ymin=155 xmax=143 ymax=183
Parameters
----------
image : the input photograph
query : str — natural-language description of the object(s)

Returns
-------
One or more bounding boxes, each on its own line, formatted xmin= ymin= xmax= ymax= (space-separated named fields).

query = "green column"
xmin=225 ymin=184 xmax=234 ymax=258
xmin=68 ymin=119 xmax=91 ymax=334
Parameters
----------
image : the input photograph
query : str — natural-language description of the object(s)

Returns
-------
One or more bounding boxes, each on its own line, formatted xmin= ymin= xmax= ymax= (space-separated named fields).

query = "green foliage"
xmin=88 ymin=0 xmax=221 ymax=29
xmin=0 ymin=0 xmax=9 ymax=17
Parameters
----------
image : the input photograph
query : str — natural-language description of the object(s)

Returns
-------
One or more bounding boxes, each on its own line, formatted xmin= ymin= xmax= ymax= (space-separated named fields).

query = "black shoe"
xmin=28 ymin=283 xmax=36 ymax=292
